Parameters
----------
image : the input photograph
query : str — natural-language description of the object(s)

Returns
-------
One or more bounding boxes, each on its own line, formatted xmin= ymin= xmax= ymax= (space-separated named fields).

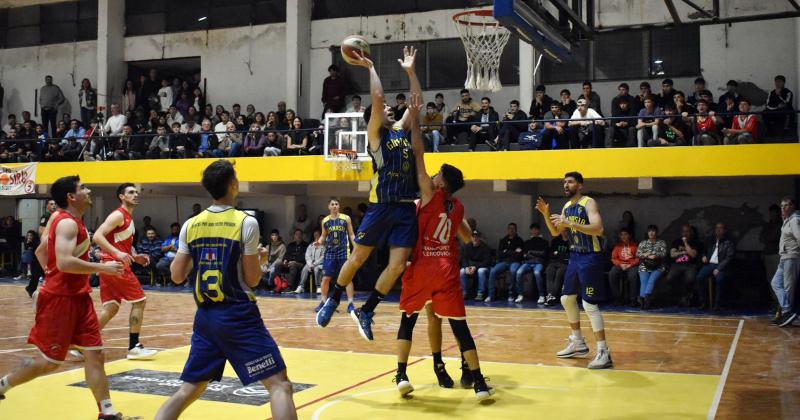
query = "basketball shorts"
xmin=399 ymin=261 xmax=466 ymax=319
xmin=323 ymin=257 xmax=347 ymax=279
xmin=354 ymin=203 xmax=417 ymax=248
xmin=99 ymin=266 xmax=146 ymax=305
xmin=27 ymin=290 xmax=103 ymax=363
xmin=181 ymin=302 xmax=286 ymax=385
xmin=563 ymin=252 xmax=607 ymax=304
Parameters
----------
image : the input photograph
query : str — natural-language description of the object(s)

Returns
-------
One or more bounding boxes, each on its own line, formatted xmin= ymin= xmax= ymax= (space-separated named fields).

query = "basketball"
xmin=340 ymin=35 xmax=371 ymax=65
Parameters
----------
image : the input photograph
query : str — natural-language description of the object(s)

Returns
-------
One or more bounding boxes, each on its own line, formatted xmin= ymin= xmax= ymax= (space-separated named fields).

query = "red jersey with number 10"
xmin=102 ymin=207 xmax=135 ymax=261
xmin=412 ymin=188 xmax=464 ymax=265
xmin=42 ymin=211 xmax=91 ymax=296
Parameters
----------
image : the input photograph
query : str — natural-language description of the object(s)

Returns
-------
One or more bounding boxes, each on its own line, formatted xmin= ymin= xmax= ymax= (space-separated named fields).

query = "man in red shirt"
xmin=689 ymin=99 xmax=723 ymax=145
xmin=723 ymin=98 xmax=757 ymax=144
xmin=0 ymin=176 xmax=131 ymax=419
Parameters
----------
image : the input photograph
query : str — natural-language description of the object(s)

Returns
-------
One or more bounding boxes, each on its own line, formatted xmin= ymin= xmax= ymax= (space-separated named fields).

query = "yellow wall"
xmin=25 ymin=144 xmax=800 ymax=185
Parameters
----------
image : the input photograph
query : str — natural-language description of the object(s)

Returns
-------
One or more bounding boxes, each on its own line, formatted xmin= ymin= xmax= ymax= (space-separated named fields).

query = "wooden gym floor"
xmin=0 ymin=283 xmax=797 ymax=419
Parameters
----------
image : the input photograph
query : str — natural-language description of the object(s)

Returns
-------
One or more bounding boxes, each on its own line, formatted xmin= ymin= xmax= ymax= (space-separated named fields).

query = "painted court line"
xmin=706 ymin=319 xmax=744 ymax=420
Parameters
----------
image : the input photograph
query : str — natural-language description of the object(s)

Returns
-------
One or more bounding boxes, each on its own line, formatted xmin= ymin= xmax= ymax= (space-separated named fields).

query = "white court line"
xmin=707 ymin=319 xmax=744 ymax=420
xmin=468 ymin=305 xmax=745 ymax=322
xmin=466 ymin=314 xmax=741 ymax=328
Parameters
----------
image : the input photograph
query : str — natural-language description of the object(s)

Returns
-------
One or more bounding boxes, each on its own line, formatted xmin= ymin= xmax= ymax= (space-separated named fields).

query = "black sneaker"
xmin=778 ymin=312 xmax=798 ymax=328
xmin=771 ymin=310 xmax=782 ymax=325
xmin=460 ymin=363 xmax=474 ymax=388
xmin=393 ymin=372 xmax=414 ymax=396
xmin=434 ymin=363 xmax=454 ymax=388
xmin=473 ymin=376 xmax=496 ymax=402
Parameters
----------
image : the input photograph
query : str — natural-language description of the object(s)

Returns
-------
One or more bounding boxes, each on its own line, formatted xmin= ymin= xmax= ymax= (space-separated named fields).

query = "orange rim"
xmin=452 ymin=9 xmax=498 ymax=27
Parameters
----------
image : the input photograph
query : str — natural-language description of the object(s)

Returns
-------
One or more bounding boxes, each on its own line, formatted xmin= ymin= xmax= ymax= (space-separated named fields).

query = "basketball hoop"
xmin=453 ymin=9 xmax=511 ymax=92
xmin=329 ymin=149 xmax=362 ymax=173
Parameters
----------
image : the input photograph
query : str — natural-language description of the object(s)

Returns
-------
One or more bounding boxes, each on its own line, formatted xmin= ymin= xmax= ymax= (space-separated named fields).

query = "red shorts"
xmin=27 ymin=290 xmax=103 ymax=363
xmin=399 ymin=261 xmax=466 ymax=319
xmin=99 ymin=267 xmax=146 ymax=306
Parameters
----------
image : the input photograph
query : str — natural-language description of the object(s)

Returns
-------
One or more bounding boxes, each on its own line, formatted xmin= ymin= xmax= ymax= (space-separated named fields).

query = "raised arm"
xmin=350 ymin=50 xmax=385 ymax=152
xmin=397 ymin=46 xmax=422 ymax=131
xmin=457 ymin=218 xmax=472 ymax=244
xmin=535 ymin=197 xmax=563 ymax=237
xmin=408 ymin=93 xmax=434 ymax=205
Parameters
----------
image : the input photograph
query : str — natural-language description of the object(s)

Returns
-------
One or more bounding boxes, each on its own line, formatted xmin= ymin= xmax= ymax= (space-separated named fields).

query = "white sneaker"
xmin=31 ymin=290 xmax=39 ymax=313
xmin=483 ymin=296 xmax=492 ymax=303
xmin=67 ymin=349 xmax=85 ymax=362
xmin=316 ymin=287 xmax=322 ymax=294
xmin=293 ymin=286 xmax=304 ymax=294
xmin=507 ymin=296 xmax=514 ymax=302
xmin=536 ymin=296 xmax=545 ymax=304
xmin=587 ymin=348 xmax=613 ymax=369
xmin=515 ymin=295 xmax=524 ymax=303
xmin=127 ymin=343 xmax=158 ymax=360
xmin=556 ymin=336 xmax=589 ymax=358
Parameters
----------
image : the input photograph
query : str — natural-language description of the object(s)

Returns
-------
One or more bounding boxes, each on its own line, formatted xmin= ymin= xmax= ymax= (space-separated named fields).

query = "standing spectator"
xmin=761 ymin=204 xmax=783 ymax=316
xmin=293 ymin=204 xmax=313 ymax=243
xmin=176 ymin=92 xmax=191 ymax=118
xmin=121 ymin=80 xmax=136 ymax=114
xmin=558 ymin=89 xmax=577 ymax=116
xmin=696 ymin=223 xmax=735 ymax=312
xmin=488 ymin=223 xmax=524 ymax=303
xmin=322 ymin=65 xmax=347 ymax=116
xmin=296 ymin=228 xmax=324 ymax=294
xmin=656 ymin=79 xmax=676 ymax=108
xmin=633 ymin=81 xmax=652 ymax=113
xmin=447 ymin=89 xmax=480 ymax=144
xmin=611 ymin=83 xmax=635 ymax=116
xmin=281 ymin=229 xmax=308 ymax=293
xmin=103 ymin=103 xmax=127 ymax=136
xmin=284 ymin=117 xmax=308 ymax=155
xmin=528 ymin=84 xmax=553 ymax=120
xmin=608 ymin=228 xmax=640 ymax=306
xmin=260 ymin=229 xmax=287 ymax=291
xmin=78 ymin=78 xmax=97 ymax=126
xmin=515 ymin=223 xmax=549 ymax=304
xmin=765 ymin=75 xmax=794 ymax=137
xmin=135 ymin=74 xmax=150 ymax=110
xmin=39 ymin=75 xmax=65 ymax=137
xmin=606 ymin=97 xmax=637 ymax=147
xmin=2 ymin=114 xmax=16 ymax=137
xmin=391 ymin=93 xmax=408 ymax=121
xmin=156 ymin=223 xmax=181 ymax=278
xmin=577 ymin=81 xmax=602 ymax=115
xmin=14 ymin=230 xmax=39 ymax=281
xmin=636 ymin=225 xmax=667 ymax=309
xmin=275 ymin=101 xmax=287 ymax=126
xmin=245 ymin=104 xmax=256 ymax=125
xmin=636 ymin=95 xmax=661 ymax=147
xmin=688 ymin=77 xmax=707 ymax=107
xmin=667 ymin=224 xmax=704 ymax=307
xmin=263 ymin=131 xmax=283 ymax=156
xmin=158 ymin=79 xmax=173 ymax=112
xmin=346 ymin=95 xmax=366 ymax=113
xmin=181 ymin=118 xmax=200 ymax=135
xmin=469 ymin=97 xmax=499 ymax=151
xmin=242 ymin=123 xmax=266 ymax=156
xmin=191 ymin=88 xmax=205 ymax=113
xmin=421 ymin=102 xmax=443 ymax=152
xmin=723 ymin=98 xmax=757 ymax=144
xmin=689 ymin=99 xmax=723 ymax=145
xmin=489 ymin=100 xmax=526 ymax=152
xmin=771 ymin=197 xmax=800 ymax=327
xmin=718 ymin=80 xmax=741 ymax=111
xmin=569 ymin=98 xmax=605 ymax=149
xmin=542 ymin=102 xmax=570 ymax=150
xmin=462 ymin=230 xmax=492 ymax=300
xmin=544 ymin=230 xmax=570 ymax=306
xmin=166 ymin=105 xmax=184 ymax=127
xmin=652 ymin=104 xmax=690 ymax=146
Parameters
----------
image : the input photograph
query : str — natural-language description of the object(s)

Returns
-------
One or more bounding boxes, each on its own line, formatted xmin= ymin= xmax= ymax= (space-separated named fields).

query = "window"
xmin=650 ymin=27 xmax=700 ymax=78
xmin=125 ymin=0 xmax=286 ymax=36
xmin=594 ymin=31 xmax=646 ymax=80
xmin=541 ymin=41 xmax=589 ymax=83
xmin=311 ymin=0 xmax=493 ymax=20
xmin=1 ymin=0 xmax=96 ymax=48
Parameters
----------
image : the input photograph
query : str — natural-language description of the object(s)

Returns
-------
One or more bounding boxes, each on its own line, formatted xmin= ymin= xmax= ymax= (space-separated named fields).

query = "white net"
xmin=331 ymin=150 xmax=362 ymax=173
xmin=453 ymin=11 xmax=511 ymax=92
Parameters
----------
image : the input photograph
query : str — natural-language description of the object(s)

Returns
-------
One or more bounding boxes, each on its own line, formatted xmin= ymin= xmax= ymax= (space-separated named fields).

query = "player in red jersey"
xmin=393 ymin=94 xmax=495 ymax=402
xmin=93 ymin=183 xmax=158 ymax=360
xmin=0 ymin=176 xmax=136 ymax=419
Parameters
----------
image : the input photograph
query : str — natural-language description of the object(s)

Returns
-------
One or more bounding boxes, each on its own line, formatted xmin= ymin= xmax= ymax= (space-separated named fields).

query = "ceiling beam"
xmin=680 ymin=0 xmax=715 ymax=19
xmin=788 ymin=0 xmax=800 ymax=11
xmin=664 ymin=0 xmax=683 ymax=24
xmin=549 ymin=0 xmax=594 ymax=38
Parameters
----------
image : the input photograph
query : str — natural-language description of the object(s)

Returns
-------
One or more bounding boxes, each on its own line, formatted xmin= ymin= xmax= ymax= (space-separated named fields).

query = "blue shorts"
xmin=354 ymin=203 xmax=417 ymax=248
xmin=563 ymin=252 xmax=607 ymax=304
xmin=323 ymin=257 xmax=346 ymax=279
xmin=181 ymin=302 xmax=286 ymax=385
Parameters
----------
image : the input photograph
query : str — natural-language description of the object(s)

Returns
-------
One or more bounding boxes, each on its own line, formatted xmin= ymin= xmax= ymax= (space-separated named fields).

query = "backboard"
xmin=323 ymin=112 xmax=370 ymax=162
xmin=493 ymin=0 xmax=573 ymax=63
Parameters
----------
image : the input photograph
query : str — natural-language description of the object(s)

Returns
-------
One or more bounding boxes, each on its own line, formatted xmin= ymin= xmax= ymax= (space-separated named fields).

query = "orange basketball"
xmin=340 ymin=35 xmax=371 ymax=65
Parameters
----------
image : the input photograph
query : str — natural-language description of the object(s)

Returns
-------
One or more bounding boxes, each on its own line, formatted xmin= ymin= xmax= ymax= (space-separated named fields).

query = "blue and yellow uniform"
xmin=322 ymin=214 xmax=350 ymax=279
xmin=356 ymin=127 xmax=419 ymax=248
xmin=179 ymin=206 xmax=286 ymax=385
xmin=561 ymin=196 xmax=607 ymax=303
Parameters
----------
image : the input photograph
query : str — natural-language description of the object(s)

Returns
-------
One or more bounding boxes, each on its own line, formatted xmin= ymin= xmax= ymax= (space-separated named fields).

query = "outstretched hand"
xmin=398 ymin=46 xmax=417 ymax=72
xmin=407 ymin=93 xmax=424 ymax=119
xmin=351 ymin=49 xmax=374 ymax=69
xmin=535 ymin=197 xmax=550 ymax=215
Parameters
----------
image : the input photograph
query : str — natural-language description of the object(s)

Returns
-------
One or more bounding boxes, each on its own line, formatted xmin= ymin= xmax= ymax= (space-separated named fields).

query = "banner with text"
xmin=0 ymin=163 xmax=37 ymax=196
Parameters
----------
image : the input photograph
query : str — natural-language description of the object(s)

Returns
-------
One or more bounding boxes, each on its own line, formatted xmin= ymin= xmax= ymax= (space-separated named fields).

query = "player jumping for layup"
xmin=316 ymin=46 xmax=422 ymax=341
xmin=536 ymin=172 xmax=613 ymax=369
xmin=0 ymin=176 xmax=133 ymax=419
xmin=155 ymin=160 xmax=296 ymax=420
xmin=93 ymin=183 xmax=158 ymax=360
xmin=314 ymin=198 xmax=356 ymax=313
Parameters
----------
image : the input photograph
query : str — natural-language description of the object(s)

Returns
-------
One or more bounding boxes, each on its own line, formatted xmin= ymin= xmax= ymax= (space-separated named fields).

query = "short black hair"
xmin=270 ymin=229 xmax=280 ymax=235
xmin=582 ymin=81 xmax=592 ymax=87
xmin=618 ymin=82 xmax=629 ymax=90
xmin=328 ymin=64 xmax=339 ymax=72
xmin=510 ymin=99 xmax=520 ymax=106
xmin=640 ymin=81 xmax=651 ymax=88
xmin=233 ymin=103 xmax=241 ymax=108
xmin=699 ymin=89 xmax=712 ymax=97
xmin=739 ymin=97 xmax=751 ymax=106
xmin=460 ymin=89 xmax=470 ymax=95
xmin=647 ymin=224 xmax=659 ymax=233
xmin=170 ymin=222 xmax=180 ymax=229
xmin=508 ymin=222 xmax=517 ymax=228
xmin=775 ymin=75 xmax=786 ymax=81
xmin=426 ymin=101 xmax=436 ymax=108
xmin=564 ymin=171 xmax=584 ymax=184
xmin=618 ymin=97 xmax=630 ymax=105
xmin=726 ymin=79 xmax=738 ymax=87
xmin=662 ymin=78 xmax=674 ymax=86
xmin=663 ymin=103 xmax=677 ymax=112
xmin=481 ymin=97 xmax=491 ymax=103
xmin=619 ymin=227 xmax=631 ymax=235
xmin=535 ymin=84 xmax=546 ymax=92
xmin=294 ymin=228 xmax=303 ymax=234
xmin=145 ymin=227 xmax=157 ymax=234
xmin=328 ymin=197 xmax=339 ymax=204
xmin=435 ymin=93 xmax=444 ymax=98
xmin=352 ymin=94 xmax=361 ymax=101
xmin=51 ymin=175 xmax=81 ymax=209
xmin=396 ymin=93 xmax=406 ymax=100
xmin=440 ymin=164 xmax=465 ymax=195
xmin=560 ymin=89 xmax=571 ymax=96
xmin=694 ymin=77 xmax=706 ymax=84
xmin=201 ymin=159 xmax=236 ymax=200
xmin=116 ymin=183 xmax=136 ymax=202
xmin=357 ymin=202 xmax=368 ymax=212
xmin=529 ymin=222 xmax=541 ymax=230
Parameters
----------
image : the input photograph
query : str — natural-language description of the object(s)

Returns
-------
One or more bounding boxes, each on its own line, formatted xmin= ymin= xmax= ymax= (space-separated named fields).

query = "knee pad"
xmin=561 ymin=294 xmax=579 ymax=323
xmin=397 ymin=312 xmax=419 ymax=341
xmin=583 ymin=301 xmax=605 ymax=332
xmin=448 ymin=319 xmax=476 ymax=353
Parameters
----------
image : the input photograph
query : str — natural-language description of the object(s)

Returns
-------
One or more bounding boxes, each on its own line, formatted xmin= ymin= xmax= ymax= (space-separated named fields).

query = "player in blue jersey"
xmin=316 ymin=46 xmax=422 ymax=341
xmin=313 ymin=198 xmax=356 ymax=313
xmin=536 ymin=171 xmax=613 ymax=369
xmin=154 ymin=160 xmax=297 ymax=420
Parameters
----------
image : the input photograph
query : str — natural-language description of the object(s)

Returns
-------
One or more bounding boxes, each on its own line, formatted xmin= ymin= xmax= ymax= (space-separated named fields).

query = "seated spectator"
xmin=558 ymin=89 xmax=577 ymax=115
xmin=656 ymin=78 xmax=676 ymax=108
xmin=577 ymin=81 xmax=602 ymax=115
xmin=633 ymin=81 xmax=652 ymax=112
xmin=295 ymin=228 xmax=324 ymax=294
xmin=569 ymin=98 xmax=605 ymax=148
xmin=673 ymin=91 xmax=695 ymax=116
xmin=346 ymin=95 xmax=366 ymax=113
xmin=421 ymin=102 xmax=443 ymax=152
xmin=391 ymin=93 xmax=407 ymax=121
xmin=214 ymin=111 xmax=230 ymax=135
xmin=528 ymin=84 xmax=553 ymax=120
xmin=284 ymin=117 xmax=308 ymax=155
xmin=469 ymin=97 xmax=499 ymax=151
xmin=263 ymin=130 xmax=283 ymax=156
xmin=542 ymin=102 xmax=570 ymax=150
xmin=59 ymin=136 xmax=81 ymax=161
xmin=41 ymin=135 xmax=62 ymax=162
xmin=462 ymin=229 xmax=492 ymax=300
xmin=147 ymin=125 xmax=171 ymax=159
xmin=636 ymin=95 xmax=661 ymax=147
xmin=651 ymin=104 xmax=690 ymax=146
xmin=764 ymin=75 xmax=795 ymax=137
xmin=167 ymin=105 xmax=184 ymax=126
xmin=2 ymin=114 xmax=16 ymax=136
xmin=234 ymin=114 xmax=247 ymax=132
xmin=488 ymin=222 xmax=524 ymax=303
xmin=260 ymin=229 xmax=287 ymax=291
xmin=544 ymin=230 xmax=570 ymax=306
xmin=170 ymin=122 xmax=192 ymax=158
xmin=667 ymin=224 xmax=704 ymax=307
xmin=696 ymin=223 xmax=735 ymax=312
xmin=611 ymin=83 xmax=635 ymax=116
xmin=195 ymin=119 xmax=219 ymax=157
xmin=636 ymin=225 xmax=667 ymax=309
xmin=15 ymin=230 xmax=39 ymax=281
xmin=215 ymin=121 xmax=241 ymax=157
xmin=265 ymin=111 xmax=279 ymax=130
xmin=156 ymin=223 xmax=180 ymax=279
xmin=608 ymin=228 xmax=640 ymax=306
xmin=447 ymin=89 xmax=480 ymax=144
xmin=718 ymin=80 xmax=741 ymax=111
xmin=688 ymin=77 xmax=706 ymax=107
xmin=489 ymin=100 xmax=526 ymax=152
xmin=698 ymin=90 xmax=719 ymax=112
xmin=106 ymin=124 xmax=132 ymax=160
xmin=723 ymin=98 xmax=757 ymax=144
xmin=689 ymin=99 xmax=723 ymax=145
xmin=606 ymin=97 xmax=637 ymax=147
xmin=137 ymin=227 xmax=163 ymax=274
xmin=252 ymin=112 xmax=266 ymax=130
xmin=279 ymin=109 xmax=295 ymax=131
xmin=242 ymin=123 xmax=266 ymax=156
xmin=515 ymin=223 xmax=549 ymax=303
xmin=128 ymin=126 xmax=148 ymax=159
xmin=278 ymin=229 xmax=307 ymax=293
xmin=63 ymin=119 xmax=86 ymax=145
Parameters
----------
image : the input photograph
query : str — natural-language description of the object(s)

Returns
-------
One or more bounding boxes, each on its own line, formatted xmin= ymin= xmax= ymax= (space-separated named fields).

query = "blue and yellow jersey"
xmin=322 ymin=214 xmax=350 ymax=260
xmin=368 ymin=127 xmax=419 ymax=204
xmin=562 ymin=196 xmax=603 ymax=254
xmin=186 ymin=208 xmax=256 ymax=306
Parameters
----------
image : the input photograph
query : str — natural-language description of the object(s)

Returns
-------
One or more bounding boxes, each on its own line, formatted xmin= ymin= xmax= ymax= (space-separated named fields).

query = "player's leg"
xmin=127 ymin=299 xmax=157 ymax=359
xmin=316 ymin=244 xmax=374 ymax=327
xmin=97 ymin=301 xmax=120 ymax=330
xmin=447 ymin=319 xmax=494 ymax=401
xmin=316 ymin=275 xmax=331 ymax=311
xmin=556 ymin=258 xmax=589 ymax=358
xmin=260 ymin=370 xmax=297 ymax=420
xmin=0 ymin=356 xmax=59 ymax=398
xmin=345 ymin=282 xmax=355 ymax=312
xmin=582 ymin=254 xmax=613 ymax=369
xmin=351 ymin=245 xmax=412 ymax=340
xmin=396 ymin=312 xmax=419 ymax=395
xmin=154 ymin=381 xmax=209 ymax=420
xmin=425 ymin=304 xmax=453 ymax=388
xmin=83 ymin=349 xmax=122 ymax=417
